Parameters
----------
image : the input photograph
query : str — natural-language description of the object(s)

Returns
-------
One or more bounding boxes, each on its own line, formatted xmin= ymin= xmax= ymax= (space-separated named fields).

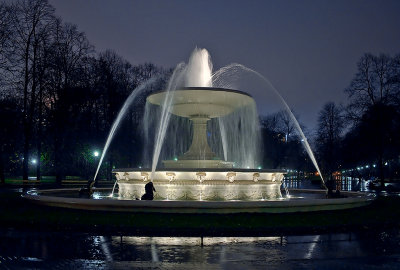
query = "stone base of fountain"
xmin=114 ymin=168 xmax=285 ymax=201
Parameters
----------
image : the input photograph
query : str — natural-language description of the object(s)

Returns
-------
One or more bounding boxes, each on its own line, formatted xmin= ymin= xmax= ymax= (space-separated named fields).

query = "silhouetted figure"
xmin=79 ymin=179 xmax=94 ymax=198
xmin=326 ymin=176 xmax=335 ymax=198
xmin=141 ymin=182 xmax=156 ymax=200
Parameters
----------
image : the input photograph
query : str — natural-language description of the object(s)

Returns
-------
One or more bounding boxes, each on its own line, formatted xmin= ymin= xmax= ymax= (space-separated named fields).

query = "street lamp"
xmin=31 ymin=159 xmax=37 ymax=164
xmin=93 ymin=151 xmax=99 ymax=157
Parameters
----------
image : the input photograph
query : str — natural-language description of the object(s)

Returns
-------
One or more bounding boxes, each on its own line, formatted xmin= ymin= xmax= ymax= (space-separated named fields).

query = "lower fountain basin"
xmin=114 ymin=168 xmax=285 ymax=201
xmin=22 ymin=189 xmax=374 ymax=214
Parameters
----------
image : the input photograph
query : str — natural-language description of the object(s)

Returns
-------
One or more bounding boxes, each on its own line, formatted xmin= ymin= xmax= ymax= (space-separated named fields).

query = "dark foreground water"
xmin=1 ymin=229 xmax=400 ymax=269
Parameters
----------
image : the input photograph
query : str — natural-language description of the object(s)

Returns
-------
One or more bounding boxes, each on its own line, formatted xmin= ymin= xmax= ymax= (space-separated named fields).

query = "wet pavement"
xmin=0 ymin=229 xmax=400 ymax=269
xmin=1 ymin=179 xmax=399 ymax=269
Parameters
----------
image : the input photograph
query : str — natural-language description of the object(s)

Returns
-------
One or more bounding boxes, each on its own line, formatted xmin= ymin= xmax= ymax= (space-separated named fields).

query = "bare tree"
xmin=316 ymin=102 xmax=345 ymax=175
xmin=345 ymin=53 xmax=399 ymax=122
xmin=345 ymin=53 xmax=400 ymax=185
xmin=44 ymin=20 xmax=93 ymax=183
xmin=0 ymin=3 xmax=11 ymax=71
xmin=9 ymin=0 xmax=55 ymax=179
xmin=264 ymin=110 xmax=302 ymax=143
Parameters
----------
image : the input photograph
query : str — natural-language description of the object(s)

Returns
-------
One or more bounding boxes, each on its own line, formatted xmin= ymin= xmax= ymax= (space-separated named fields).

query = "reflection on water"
xmin=0 ymin=229 xmax=399 ymax=269
xmin=283 ymin=176 xmax=370 ymax=192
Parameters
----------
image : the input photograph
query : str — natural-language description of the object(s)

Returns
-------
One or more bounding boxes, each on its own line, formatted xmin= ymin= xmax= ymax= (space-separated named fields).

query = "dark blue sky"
xmin=49 ymin=0 xmax=400 ymax=131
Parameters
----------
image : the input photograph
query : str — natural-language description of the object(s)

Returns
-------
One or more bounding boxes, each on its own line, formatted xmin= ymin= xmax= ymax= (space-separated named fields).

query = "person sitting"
xmin=141 ymin=182 xmax=156 ymax=200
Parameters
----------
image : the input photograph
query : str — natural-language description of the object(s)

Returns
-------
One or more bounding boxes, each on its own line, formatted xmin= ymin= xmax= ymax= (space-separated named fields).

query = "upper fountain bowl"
xmin=147 ymin=87 xmax=254 ymax=119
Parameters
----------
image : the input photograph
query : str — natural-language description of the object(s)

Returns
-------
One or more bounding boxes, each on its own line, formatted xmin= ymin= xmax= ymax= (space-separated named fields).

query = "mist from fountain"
xmin=150 ymin=63 xmax=186 ymax=180
xmin=212 ymin=64 xmax=326 ymax=188
xmin=144 ymin=48 xmax=262 ymax=171
xmin=208 ymin=105 xmax=261 ymax=168
xmin=102 ymin=47 xmax=324 ymax=196
xmin=93 ymin=78 xmax=156 ymax=183
xmin=184 ymin=48 xmax=213 ymax=87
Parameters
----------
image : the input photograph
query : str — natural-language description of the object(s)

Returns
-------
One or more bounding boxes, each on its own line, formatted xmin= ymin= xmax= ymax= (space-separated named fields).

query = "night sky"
xmin=49 ymin=0 xmax=400 ymax=131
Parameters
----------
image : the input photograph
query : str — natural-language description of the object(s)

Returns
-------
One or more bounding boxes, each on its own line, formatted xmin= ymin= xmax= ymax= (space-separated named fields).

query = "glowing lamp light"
xmin=257 ymin=166 xmax=262 ymax=170
xmin=253 ymin=173 xmax=260 ymax=182
xmin=373 ymin=164 xmax=376 ymax=168
xmin=141 ymin=172 xmax=149 ymax=182
xmin=166 ymin=172 xmax=176 ymax=182
xmin=385 ymin=162 xmax=388 ymax=166
xmin=174 ymin=157 xmax=178 ymax=161
xmin=93 ymin=151 xmax=99 ymax=157
xmin=31 ymin=159 xmax=37 ymax=164
xmin=226 ymin=172 xmax=236 ymax=183
xmin=196 ymin=172 xmax=206 ymax=183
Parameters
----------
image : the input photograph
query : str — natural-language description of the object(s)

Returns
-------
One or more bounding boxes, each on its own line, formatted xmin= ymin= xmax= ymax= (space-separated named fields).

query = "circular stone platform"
xmin=22 ymin=189 xmax=374 ymax=214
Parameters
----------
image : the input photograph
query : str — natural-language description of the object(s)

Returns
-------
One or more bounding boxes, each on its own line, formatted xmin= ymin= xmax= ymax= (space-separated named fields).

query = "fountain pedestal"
xmin=181 ymin=117 xmax=215 ymax=160
xmin=147 ymin=87 xmax=254 ymax=168
xmin=114 ymin=87 xmax=285 ymax=201
xmin=163 ymin=116 xmax=234 ymax=168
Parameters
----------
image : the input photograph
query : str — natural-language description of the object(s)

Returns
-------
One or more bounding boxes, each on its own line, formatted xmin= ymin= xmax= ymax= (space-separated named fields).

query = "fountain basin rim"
xmin=147 ymin=87 xmax=253 ymax=98
xmin=22 ymin=189 xmax=374 ymax=214
xmin=112 ymin=168 xmax=287 ymax=173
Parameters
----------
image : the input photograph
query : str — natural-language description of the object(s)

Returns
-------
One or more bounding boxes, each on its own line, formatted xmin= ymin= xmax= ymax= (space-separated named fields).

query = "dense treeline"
xmin=1 ymin=1 xmax=399 ymax=185
xmin=0 ymin=0 xmax=169 ymax=183
xmin=315 ymin=53 xmax=400 ymax=185
xmin=260 ymin=110 xmax=314 ymax=176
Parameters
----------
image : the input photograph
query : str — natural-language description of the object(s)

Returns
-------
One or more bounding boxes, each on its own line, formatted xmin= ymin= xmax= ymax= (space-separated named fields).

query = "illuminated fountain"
xmin=114 ymin=48 xmax=286 ymax=201
xmin=115 ymin=87 xmax=285 ymax=201
xmin=23 ymin=48 xmax=373 ymax=213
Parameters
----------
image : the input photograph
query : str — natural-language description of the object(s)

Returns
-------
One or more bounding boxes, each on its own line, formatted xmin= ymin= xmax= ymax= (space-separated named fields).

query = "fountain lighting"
xmin=196 ymin=172 xmax=206 ymax=182
xmin=253 ymin=173 xmax=260 ymax=182
xmin=141 ymin=172 xmax=149 ymax=181
xmin=166 ymin=172 xmax=176 ymax=182
xmin=22 ymin=47 xmax=374 ymax=214
xmin=93 ymin=77 xmax=157 ymax=183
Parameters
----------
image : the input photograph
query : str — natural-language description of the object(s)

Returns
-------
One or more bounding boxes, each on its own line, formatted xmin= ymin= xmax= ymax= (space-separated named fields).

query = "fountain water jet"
xmin=91 ymin=77 xmax=157 ymax=192
xmin=23 ymin=48 xmax=373 ymax=213
xmin=212 ymin=64 xmax=326 ymax=188
xmin=116 ymin=49 xmax=284 ymax=201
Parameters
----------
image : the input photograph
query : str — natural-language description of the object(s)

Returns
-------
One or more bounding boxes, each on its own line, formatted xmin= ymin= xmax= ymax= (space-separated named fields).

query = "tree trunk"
xmin=54 ymin=132 xmax=63 ymax=186
xmin=36 ymin=87 xmax=42 ymax=181
xmin=379 ymin=157 xmax=385 ymax=188
xmin=22 ymin=32 xmax=33 ymax=180
xmin=0 ymin=154 xmax=5 ymax=184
